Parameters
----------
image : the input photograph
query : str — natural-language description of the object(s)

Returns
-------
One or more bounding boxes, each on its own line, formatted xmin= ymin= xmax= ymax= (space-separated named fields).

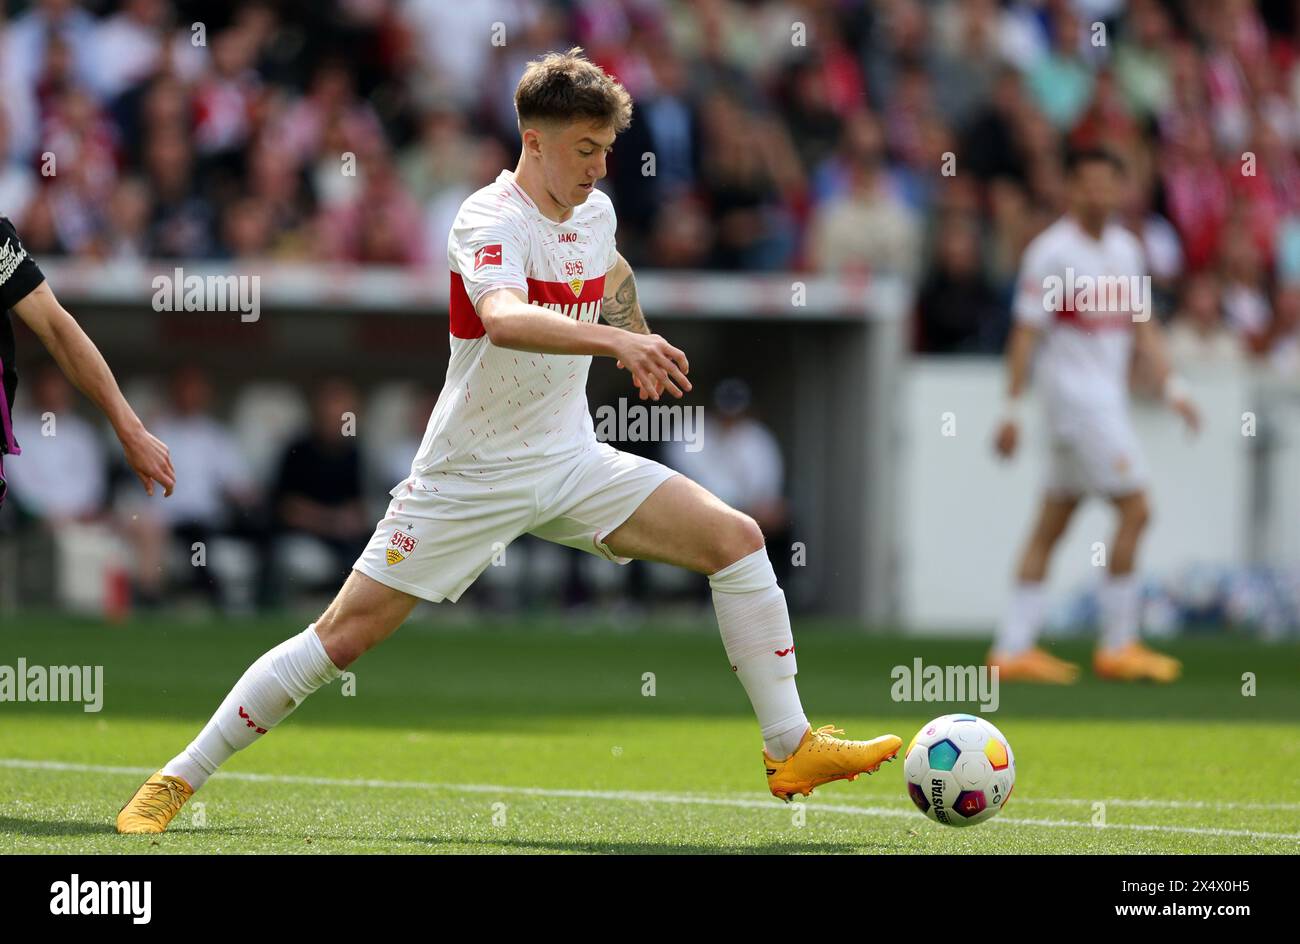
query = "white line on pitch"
xmin=1011 ymin=796 xmax=1300 ymax=812
xmin=3 ymin=758 xmax=1298 ymax=843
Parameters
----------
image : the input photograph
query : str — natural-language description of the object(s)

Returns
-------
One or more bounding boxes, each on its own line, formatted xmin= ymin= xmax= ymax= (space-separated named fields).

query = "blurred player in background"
xmin=989 ymin=150 xmax=1200 ymax=684
xmin=116 ymin=49 xmax=902 ymax=835
xmin=0 ymin=216 xmax=174 ymax=510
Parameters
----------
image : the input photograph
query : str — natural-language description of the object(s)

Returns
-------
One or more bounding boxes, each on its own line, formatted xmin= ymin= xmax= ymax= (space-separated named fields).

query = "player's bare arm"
xmin=12 ymin=281 xmax=175 ymax=496
xmin=1133 ymin=317 xmax=1199 ymax=433
xmin=477 ymin=286 xmax=690 ymax=400
xmin=994 ymin=322 xmax=1040 ymax=458
xmin=601 ymin=252 xmax=694 ymax=399
xmin=600 ymin=253 xmax=648 ymax=334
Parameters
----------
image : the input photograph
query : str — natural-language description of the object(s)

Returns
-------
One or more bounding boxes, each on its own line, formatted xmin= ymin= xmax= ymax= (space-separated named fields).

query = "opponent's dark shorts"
xmin=0 ymin=354 xmax=15 ymax=509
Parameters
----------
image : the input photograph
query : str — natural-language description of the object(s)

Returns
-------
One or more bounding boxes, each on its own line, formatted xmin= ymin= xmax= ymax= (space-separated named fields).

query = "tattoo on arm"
xmin=602 ymin=268 xmax=650 ymax=334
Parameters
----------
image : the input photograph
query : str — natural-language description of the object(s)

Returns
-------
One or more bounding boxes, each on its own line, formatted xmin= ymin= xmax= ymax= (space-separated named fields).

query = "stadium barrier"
xmin=898 ymin=360 xmax=1299 ymax=634
xmin=20 ymin=263 xmax=911 ymax=623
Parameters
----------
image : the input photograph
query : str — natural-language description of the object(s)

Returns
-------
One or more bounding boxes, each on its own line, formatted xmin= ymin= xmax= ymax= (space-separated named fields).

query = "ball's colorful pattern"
xmin=904 ymin=714 xmax=1015 ymax=827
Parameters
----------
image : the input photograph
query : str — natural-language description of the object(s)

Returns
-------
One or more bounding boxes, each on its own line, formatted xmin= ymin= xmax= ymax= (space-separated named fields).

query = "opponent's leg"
xmin=989 ymin=493 xmax=1082 ymax=683
xmin=603 ymin=475 xmax=901 ymax=800
xmin=1094 ymin=490 xmax=1180 ymax=681
xmin=117 ymin=571 xmax=419 ymax=833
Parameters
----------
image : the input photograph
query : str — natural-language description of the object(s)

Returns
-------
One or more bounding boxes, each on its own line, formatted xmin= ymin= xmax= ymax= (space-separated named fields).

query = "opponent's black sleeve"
xmin=0 ymin=216 xmax=46 ymax=311
xmin=1 ymin=216 xmax=48 ymax=456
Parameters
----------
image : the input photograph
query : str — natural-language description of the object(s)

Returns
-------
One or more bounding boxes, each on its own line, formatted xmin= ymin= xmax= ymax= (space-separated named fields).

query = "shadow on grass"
xmin=0 ymin=815 xmax=119 ymax=838
xmin=396 ymin=835 xmax=898 ymax=854
xmin=0 ymin=814 xmax=912 ymax=854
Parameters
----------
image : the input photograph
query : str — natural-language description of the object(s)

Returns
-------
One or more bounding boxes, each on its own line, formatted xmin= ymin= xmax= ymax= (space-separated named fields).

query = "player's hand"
xmin=994 ymin=419 xmax=1019 ymax=458
xmin=1171 ymin=397 xmax=1201 ymax=435
xmin=614 ymin=333 xmax=691 ymax=401
xmin=119 ymin=425 xmax=176 ymax=497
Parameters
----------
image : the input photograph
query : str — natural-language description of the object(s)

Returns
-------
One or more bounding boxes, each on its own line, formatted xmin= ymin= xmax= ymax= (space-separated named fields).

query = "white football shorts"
xmin=1043 ymin=406 xmax=1148 ymax=498
xmin=354 ymin=441 xmax=679 ymax=603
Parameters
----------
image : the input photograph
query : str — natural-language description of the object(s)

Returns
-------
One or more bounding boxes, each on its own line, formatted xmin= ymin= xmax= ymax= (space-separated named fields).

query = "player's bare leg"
xmin=989 ymin=493 xmax=1082 ymax=683
xmin=1014 ymin=494 xmax=1080 ymax=584
xmin=312 ymin=569 xmax=423 ymax=666
xmin=117 ymin=571 xmax=419 ymax=833
xmin=602 ymin=474 xmax=760 ymax=573
xmin=1094 ymin=491 xmax=1180 ymax=682
xmin=1105 ymin=490 xmax=1148 ymax=577
xmin=603 ymin=475 xmax=901 ymax=800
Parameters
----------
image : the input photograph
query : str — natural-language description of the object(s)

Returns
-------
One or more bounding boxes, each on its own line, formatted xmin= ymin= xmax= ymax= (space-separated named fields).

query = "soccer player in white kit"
xmin=989 ymin=149 xmax=1200 ymax=684
xmin=116 ymin=49 xmax=902 ymax=834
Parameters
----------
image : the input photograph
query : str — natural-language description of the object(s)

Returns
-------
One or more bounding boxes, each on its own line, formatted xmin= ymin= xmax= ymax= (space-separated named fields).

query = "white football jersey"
xmin=407 ymin=170 xmax=618 ymax=480
xmin=1013 ymin=215 xmax=1147 ymax=425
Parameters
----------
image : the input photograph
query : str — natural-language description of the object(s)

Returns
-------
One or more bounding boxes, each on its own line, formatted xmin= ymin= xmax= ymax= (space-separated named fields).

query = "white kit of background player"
xmin=989 ymin=149 xmax=1199 ymax=685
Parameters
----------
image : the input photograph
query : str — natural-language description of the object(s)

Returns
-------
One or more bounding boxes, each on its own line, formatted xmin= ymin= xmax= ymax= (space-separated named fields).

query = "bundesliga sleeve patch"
xmin=474 ymin=244 xmax=503 ymax=271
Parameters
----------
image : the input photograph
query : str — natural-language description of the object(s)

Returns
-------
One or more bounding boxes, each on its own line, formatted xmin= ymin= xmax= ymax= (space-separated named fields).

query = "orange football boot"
xmin=1094 ymin=641 xmax=1182 ymax=683
xmin=765 ymin=724 xmax=902 ymax=802
xmin=986 ymin=646 xmax=1080 ymax=684
xmin=116 ymin=771 xmax=195 ymax=834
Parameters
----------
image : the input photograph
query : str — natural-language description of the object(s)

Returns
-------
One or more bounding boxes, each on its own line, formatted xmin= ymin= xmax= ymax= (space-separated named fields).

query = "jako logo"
xmin=50 ymin=874 xmax=151 ymax=924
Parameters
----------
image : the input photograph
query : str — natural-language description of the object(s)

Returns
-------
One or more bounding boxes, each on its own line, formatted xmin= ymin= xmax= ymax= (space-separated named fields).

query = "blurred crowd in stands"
xmin=1 ymin=362 xmax=788 ymax=613
xmin=4 ymin=0 xmax=1300 ymax=613
xmin=2 ymin=0 xmax=1300 ymax=367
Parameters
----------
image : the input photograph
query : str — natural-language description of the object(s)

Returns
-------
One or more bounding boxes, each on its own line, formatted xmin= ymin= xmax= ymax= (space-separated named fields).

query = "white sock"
xmin=994 ymin=582 xmax=1047 ymax=656
xmin=709 ymin=547 xmax=809 ymax=760
xmin=1100 ymin=574 xmax=1140 ymax=652
xmin=162 ymin=624 xmax=342 ymax=791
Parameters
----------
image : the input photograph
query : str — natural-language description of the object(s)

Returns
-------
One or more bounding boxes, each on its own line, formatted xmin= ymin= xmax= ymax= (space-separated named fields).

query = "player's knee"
xmin=1036 ymin=519 xmax=1067 ymax=547
xmin=1121 ymin=495 xmax=1151 ymax=533
xmin=313 ymin=612 xmax=373 ymax=668
xmin=710 ymin=512 xmax=765 ymax=573
xmin=1036 ymin=506 xmax=1076 ymax=545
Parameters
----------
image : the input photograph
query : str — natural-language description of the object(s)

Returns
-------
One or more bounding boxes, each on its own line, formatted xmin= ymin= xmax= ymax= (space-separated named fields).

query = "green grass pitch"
xmin=2 ymin=613 xmax=1298 ymax=854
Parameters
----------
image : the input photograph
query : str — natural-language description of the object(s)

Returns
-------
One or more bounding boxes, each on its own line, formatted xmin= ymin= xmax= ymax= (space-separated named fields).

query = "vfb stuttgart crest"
xmin=386 ymin=528 xmax=419 ymax=566
xmin=564 ymin=258 xmax=584 ymax=297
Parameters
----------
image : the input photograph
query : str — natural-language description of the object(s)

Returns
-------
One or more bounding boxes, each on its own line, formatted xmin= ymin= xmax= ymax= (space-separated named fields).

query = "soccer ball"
xmin=903 ymin=714 xmax=1015 ymax=827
